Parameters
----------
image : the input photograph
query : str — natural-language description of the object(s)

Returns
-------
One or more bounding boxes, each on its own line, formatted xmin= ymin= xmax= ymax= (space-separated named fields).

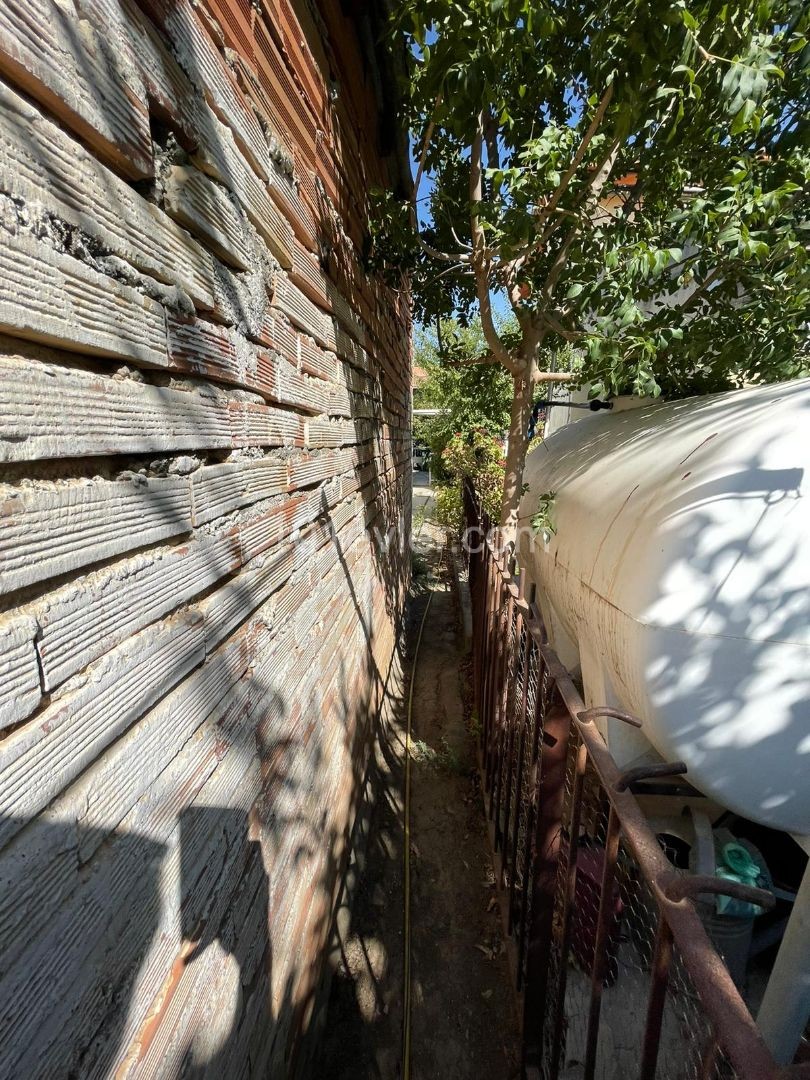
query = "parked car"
xmin=412 ymin=443 xmax=430 ymax=471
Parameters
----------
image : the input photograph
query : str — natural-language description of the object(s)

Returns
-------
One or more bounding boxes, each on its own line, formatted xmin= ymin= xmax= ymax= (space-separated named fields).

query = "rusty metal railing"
xmin=462 ymin=481 xmax=806 ymax=1080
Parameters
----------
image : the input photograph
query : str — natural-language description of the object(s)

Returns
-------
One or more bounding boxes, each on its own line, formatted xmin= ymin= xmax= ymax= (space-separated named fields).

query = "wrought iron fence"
xmin=462 ymin=481 xmax=805 ymax=1080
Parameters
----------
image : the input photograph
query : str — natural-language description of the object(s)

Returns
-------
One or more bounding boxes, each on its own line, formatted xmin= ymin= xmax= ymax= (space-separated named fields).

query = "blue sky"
xmin=410 ymin=135 xmax=513 ymax=326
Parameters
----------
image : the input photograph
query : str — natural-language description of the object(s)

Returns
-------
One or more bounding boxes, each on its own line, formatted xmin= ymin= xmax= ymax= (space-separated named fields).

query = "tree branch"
xmin=470 ymin=111 xmax=521 ymax=377
xmin=535 ymin=83 xmax=615 ymax=229
xmin=459 ymin=352 xmax=504 ymax=367
xmin=417 ymin=235 xmax=472 ymax=263
xmin=618 ymin=174 xmax=644 ymax=221
xmin=504 ymin=205 xmax=585 ymax=287
xmin=435 ymin=343 xmax=505 ymax=370
xmin=541 ymin=137 xmax=620 ymax=302
xmin=484 ymin=108 xmax=500 ymax=171
xmin=678 ymin=266 xmax=723 ymax=313
xmin=542 ymin=308 xmax=588 ymax=341
xmin=533 ymin=369 xmax=574 ymax=383
xmin=413 ymin=95 xmax=440 ymax=201
xmin=484 ymin=107 xmax=501 ymax=204
xmin=424 ymin=262 xmax=473 ymax=289
xmin=410 ymin=94 xmax=471 ymax=265
xmin=450 ymin=225 xmax=473 ymax=251
xmin=502 ymin=85 xmax=616 ymax=276
xmin=541 ymin=227 xmax=580 ymax=301
xmin=524 ymin=327 xmax=574 ymax=384
xmin=686 ymin=29 xmax=766 ymax=72
xmin=581 ymin=137 xmax=622 ymax=209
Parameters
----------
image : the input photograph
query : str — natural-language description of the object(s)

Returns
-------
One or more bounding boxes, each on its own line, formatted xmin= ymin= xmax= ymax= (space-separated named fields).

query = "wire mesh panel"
xmin=509 ymin=637 xmax=541 ymax=938
xmin=539 ymin=726 xmax=581 ymax=1079
xmin=493 ymin=599 xmax=521 ymax=847
xmin=461 ymin=483 xmax=781 ymax=1080
xmin=564 ymin=833 xmax=663 ymax=1079
xmin=662 ymin=945 xmax=725 ymax=1080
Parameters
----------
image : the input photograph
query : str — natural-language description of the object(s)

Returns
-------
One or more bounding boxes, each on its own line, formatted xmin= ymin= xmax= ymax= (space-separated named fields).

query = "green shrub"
xmin=441 ymin=429 xmax=505 ymax=526
xmin=434 ymin=484 xmax=463 ymax=532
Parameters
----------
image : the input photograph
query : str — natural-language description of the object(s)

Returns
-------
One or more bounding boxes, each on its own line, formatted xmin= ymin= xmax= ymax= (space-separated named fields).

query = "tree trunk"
xmin=499 ymin=369 xmax=534 ymax=540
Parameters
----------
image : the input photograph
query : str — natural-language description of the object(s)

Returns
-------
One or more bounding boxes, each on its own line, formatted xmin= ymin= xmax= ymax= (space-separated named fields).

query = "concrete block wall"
xmin=0 ymin=0 xmax=410 ymax=1075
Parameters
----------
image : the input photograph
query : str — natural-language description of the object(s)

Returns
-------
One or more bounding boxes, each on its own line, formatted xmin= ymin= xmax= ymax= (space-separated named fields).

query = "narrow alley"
xmin=2 ymin=3 xmax=806 ymax=1078
xmin=315 ymin=475 xmax=521 ymax=1079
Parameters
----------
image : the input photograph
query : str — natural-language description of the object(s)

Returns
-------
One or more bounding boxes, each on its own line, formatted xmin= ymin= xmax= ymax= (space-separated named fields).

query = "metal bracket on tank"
xmin=577 ymin=706 xmax=643 ymax=729
xmin=662 ymin=873 xmax=776 ymax=912
xmin=527 ymin=397 xmax=613 ymax=438
xmin=614 ymin=760 xmax=689 ymax=793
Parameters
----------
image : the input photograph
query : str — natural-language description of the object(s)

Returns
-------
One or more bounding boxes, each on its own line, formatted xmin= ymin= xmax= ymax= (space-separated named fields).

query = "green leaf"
xmin=731 ymin=98 xmax=756 ymax=134
xmin=383 ymin=0 xmax=810 ymax=492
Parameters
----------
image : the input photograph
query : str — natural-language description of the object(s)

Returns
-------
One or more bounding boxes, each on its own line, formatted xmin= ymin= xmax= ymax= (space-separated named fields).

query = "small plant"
xmin=411 ymin=551 xmax=429 ymax=578
xmin=410 ymin=738 xmax=437 ymax=765
xmin=530 ymin=491 xmax=557 ymax=537
xmin=468 ymin=711 xmax=482 ymax=740
xmin=409 ymin=736 xmax=464 ymax=774
xmin=437 ymin=736 xmax=463 ymax=774
xmin=434 ymin=483 xmax=463 ymax=532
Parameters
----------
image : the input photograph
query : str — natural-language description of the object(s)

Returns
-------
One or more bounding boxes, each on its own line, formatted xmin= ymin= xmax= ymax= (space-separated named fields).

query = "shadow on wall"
xmin=0 ymin=618 xmax=409 ymax=1077
xmin=0 ymin=809 xmax=292 ymax=1079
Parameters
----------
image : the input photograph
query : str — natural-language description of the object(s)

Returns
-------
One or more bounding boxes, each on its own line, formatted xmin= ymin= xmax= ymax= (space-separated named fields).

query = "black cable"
xmin=527 ymin=398 xmax=613 ymax=439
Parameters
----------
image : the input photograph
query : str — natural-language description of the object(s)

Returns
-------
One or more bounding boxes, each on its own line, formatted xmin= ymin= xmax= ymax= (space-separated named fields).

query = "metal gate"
xmin=462 ymin=481 xmax=806 ymax=1080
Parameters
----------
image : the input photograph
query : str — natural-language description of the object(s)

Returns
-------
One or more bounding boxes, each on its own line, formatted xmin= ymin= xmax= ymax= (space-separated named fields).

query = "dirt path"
xmin=314 ymin=516 xmax=521 ymax=1079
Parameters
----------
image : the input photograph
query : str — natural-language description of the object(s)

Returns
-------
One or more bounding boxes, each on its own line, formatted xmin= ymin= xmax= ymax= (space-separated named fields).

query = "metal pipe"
xmin=548 ymin=736 xmax=588 ymax=1080
xmin=615 ymin=761 xmax=688 ymax=793
xmin=663 ymin=874 xmax=775 ymax=912
xmin=578 ymin=706 xmax=643 ymax=729
xmin=583 ymin=807 xmax=621 ymax=1080
xmin=758 ymin=854 xmax=810 ymax=1065
xmin=639 ymin=919 xmax=674 ymax=1080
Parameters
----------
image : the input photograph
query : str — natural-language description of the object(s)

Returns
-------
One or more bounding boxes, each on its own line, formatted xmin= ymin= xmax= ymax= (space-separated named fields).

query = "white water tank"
xmin=517 ymin=380 xmax=810 ymax=834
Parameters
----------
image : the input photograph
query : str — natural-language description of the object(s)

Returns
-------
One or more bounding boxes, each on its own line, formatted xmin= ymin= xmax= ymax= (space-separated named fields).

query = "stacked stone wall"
xmin=0 ymin=1 xmax=410 ymax=1074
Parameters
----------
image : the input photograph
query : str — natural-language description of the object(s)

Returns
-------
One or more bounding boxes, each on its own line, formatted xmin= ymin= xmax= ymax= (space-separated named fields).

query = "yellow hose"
xmin=402 ymin=538 xmax=446 ymax=1078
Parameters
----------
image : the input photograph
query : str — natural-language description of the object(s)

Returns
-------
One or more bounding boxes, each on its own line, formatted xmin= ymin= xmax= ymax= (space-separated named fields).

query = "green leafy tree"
xmin=373 ymin=0 xmax=810 ymax=535
xmin=413 ymin=317 xmax=513 ymax=478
